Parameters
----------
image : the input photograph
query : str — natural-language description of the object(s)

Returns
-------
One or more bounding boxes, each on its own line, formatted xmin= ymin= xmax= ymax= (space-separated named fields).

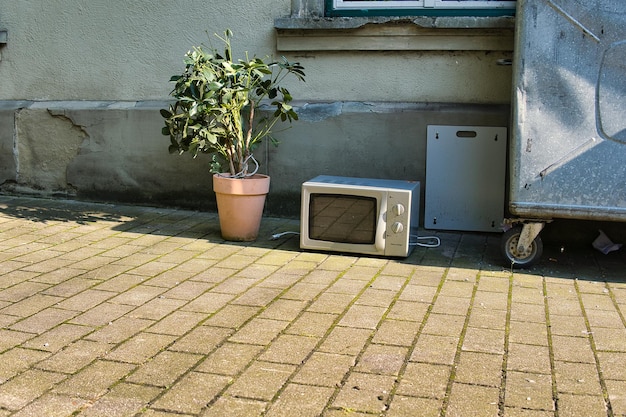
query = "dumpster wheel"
xmin=501 ymin=225 xmax=543 ymax=268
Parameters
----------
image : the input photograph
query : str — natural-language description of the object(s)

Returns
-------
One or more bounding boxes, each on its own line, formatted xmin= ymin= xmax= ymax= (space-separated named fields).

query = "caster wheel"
xmin=501 ymin=226 xmax=543 ymax=268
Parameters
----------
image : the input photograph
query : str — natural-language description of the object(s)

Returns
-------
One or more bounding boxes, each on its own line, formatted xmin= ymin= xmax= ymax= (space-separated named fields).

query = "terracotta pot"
xmin=212 ymin=173 xmax=270 ymax=241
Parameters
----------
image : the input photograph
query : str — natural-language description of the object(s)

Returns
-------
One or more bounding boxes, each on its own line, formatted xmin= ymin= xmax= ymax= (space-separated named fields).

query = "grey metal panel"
xmin=425 ymin=125 xmax=507 ymax=232
xmin=509 ymin=0 xmax=626 ymax=221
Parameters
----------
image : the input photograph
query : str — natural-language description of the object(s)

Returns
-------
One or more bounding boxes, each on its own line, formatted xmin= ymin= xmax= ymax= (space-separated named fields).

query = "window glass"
xmin=328 ymin=0 xmax=516 ymax=16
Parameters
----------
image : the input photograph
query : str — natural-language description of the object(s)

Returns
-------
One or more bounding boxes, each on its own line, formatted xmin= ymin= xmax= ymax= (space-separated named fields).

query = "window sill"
xmin=274 ymin=16 xmax=514 ymax=51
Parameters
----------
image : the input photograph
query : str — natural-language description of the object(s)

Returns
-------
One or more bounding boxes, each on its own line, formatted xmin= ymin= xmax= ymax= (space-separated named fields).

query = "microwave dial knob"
xmin=392 ymin=204 xmax=406 ymax=216
xmin=391 ymin=222 xmax=404 ymax=234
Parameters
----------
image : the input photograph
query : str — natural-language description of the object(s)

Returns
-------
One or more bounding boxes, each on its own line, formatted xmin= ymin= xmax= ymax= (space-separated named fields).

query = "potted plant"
xmin=160 ymin=30 xmax=305 ymax=241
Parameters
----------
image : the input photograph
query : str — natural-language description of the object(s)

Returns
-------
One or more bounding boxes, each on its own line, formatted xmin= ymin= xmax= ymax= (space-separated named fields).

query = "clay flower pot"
xmin=212 ymin=174 xmax=271 ymax=241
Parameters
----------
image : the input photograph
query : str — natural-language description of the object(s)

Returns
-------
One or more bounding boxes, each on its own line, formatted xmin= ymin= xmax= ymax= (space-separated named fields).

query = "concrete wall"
xmin=0 ymin=0 xmax=514 ymax=217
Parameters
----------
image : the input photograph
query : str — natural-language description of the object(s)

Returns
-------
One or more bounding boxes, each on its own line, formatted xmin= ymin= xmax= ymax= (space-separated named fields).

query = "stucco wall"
xmin=0 ymin=0 xmax=514 ymax=217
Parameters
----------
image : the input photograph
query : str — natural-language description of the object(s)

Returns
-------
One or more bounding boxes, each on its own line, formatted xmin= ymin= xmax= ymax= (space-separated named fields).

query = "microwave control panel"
xmin=385 ymin=189 xmax=419 ymax=257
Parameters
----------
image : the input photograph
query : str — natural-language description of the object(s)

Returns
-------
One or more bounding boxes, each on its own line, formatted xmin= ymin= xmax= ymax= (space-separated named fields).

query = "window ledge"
xmin=275 ymin=16 xmax=514 ymax=51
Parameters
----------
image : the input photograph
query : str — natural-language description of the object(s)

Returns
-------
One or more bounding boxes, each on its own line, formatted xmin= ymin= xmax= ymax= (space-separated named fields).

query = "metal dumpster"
xmin=502 ymin=0 xmax=626 ymax=266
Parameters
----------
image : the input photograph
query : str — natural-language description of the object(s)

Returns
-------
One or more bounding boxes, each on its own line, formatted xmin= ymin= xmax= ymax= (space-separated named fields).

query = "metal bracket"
xmin=517 ymin=222 xmax=544 ymax=254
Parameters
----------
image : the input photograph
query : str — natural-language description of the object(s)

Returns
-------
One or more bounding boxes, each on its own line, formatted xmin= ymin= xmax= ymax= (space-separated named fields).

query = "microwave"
xmin=300 ymin=175 xmax=421 ymax=257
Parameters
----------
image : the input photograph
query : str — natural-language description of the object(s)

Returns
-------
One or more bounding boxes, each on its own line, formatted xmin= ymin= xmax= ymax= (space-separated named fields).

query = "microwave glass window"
xmin=309 ymin=194 xmax=376 ymax=244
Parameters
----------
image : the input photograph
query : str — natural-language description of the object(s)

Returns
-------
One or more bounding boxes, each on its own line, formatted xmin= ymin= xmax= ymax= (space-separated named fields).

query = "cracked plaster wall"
xmin=14 ymin=108 xmax=85 ymax=192
xmin=0 ymin=101 xmax=508 ymax=215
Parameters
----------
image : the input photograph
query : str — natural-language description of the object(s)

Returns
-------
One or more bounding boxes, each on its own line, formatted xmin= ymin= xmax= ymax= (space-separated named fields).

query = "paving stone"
xmin=385 ymin=300 xmax=429 ymax=322
xmin=462 ymin=327 xmax=505 ymax=354
xmin=550 ymin=335 xmax=596 ymax=364
xmin=70 ymin=302 xmax=135 ymax=326
xmin=8 ymin=393 xmax=87 ymax=417
xmin=229 ymin=318 xmax=290 ymax=345
xmin=355 ymin=288 xmax=398 ymax=308
xmin=473 ymin=289 xmax=509 ymax=311
xmin=105 ymin=332 xmax=177 ymax=364
xmin=371 ymin=319 xmax=420 ymax=346
xmin=467 ymin=307 xmax=508 ymax=331
xmin=22 ymin=323 xmax=93 ymax=353
xmin=0 ymin=369 xmax=67 ymax=410
xmin=605 ymin=379 xmax=626 ymax=416
xmin=502 ymin=407 xmax=555 ymax=416
xmin=78 ymin=382 xmax=162 ymax=417
xmin=265 ymin=383 xmax=334 ymax=417
xmin=585 ymin=309 xmax=625 ymax=329
xmin=291 ymin=352 xmax=354 ymax=387
xmin=9 ymin=307 xmax=78 ymax=335
xmin=431 ymin=295 xmax=472 ymax=316
xmin=316 ymin=255 xmax=357 ymax=271
xmin=233 ymin=286 xmax=283 ymax=307
xmin=588 ymin=327 xmax=626 ymax=351
xmin=151 ymin=371 xmax=231 ymax=414
xmin=0 ymin=282 xmax=54 ymax=305
xmin=341 ymin=266 xmax=382 ymax=281
xmin=169 ymin=326 xmax=233 ymax=355
xmin=510 ymin=302 xmax=547 ymax=323
xmin=226 ymin=361 xmax=295 ymax=401
xmin=556 ymin=393 xmax=607 ymax=417
xmin=326 ymin=278 xmax=370 ymax=297
xmin=258 ymin=299 xmax=308 ymax=321
xmin=55 ymin=289 xmax=114 ymax=311
xmin=580 ymin=293 xmax=617 ymax=311
xmin=318 ymin=327 xmax=373 ymax=356
xmin=196 ymin=342 xmax=263 ymax=376
xmin=354 ymin=344 xmax=407 ymax=376
xmin=548 ymin=314 xmax=589 ymax=337
xmin=338 ymin=305 xmax=386 ymax=330
xmin=397 ymin=284 xmax=438 ymax=303
xmin=553 ymin=361 xmax=603 ymax=396
xmin=386 ymin=395 xmax=442 ymax=417
xmin=410 ymin=334 xmax=459 ymax=365
xmin=332 ymin=372 xmax=396 ymax=414
xmin=281 ymin=282 xmax=327 ymax=301
xmin=0 ymin=329 xmax=36 ymax=352
xmin=259 ymin=334 xmax=319 ymax=365
xmin=125 ymin=296 xmax=186 ymax=321
xmin=509 ymin=320 xmax=549 ymax=346
xmin=146 ymin=310 xmax=206 ymax=336
xmin=201 ymin=395 xmax=267 ymax=417
xmin=2 ymin=286 xmax=63 ymax=317
xmin=42 ymin=277 xmax=99 ymax=298
xmin=596 ymin=351 xmax=626 ymax=380
xmin=455 ymin=351 xmax=503 ymax=387
xmin=181 ymin=292 xmax=236 ymax=314
xmin=36 ymin=340 xmax=114 ymax=374
xmin=446 ymin=383 xmax=500 ymax=417
xmin=507 ymin=343 xmax=551 ymax=374
xmin=421 ymin=313 xmax=466 ymax=337
xmin=53 ymin=360 xmax=135 ymax=400
xmin=287 ymin=312 xmax=338 ymax=337
xmin=85 ymin=316 xmax=154 ymax=344
xmin=395 ymin=362 xmax=451 ymax=399
xmin=504 ymin=371 xmax=554 ymax=411
xmin=125 ymin=350 xmax=202 ymax=387
xmin=203 ymin=304 xmax=261 ymax=329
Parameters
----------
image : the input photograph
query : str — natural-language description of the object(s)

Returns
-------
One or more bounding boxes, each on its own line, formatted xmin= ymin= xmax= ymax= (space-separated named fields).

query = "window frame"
xmin=326 ymin=0 xmax=516 ymax=17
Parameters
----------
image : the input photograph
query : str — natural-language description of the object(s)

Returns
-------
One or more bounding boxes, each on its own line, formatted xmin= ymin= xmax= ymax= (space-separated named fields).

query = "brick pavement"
xmin=0 ymin=195 xmax=625 ymax=417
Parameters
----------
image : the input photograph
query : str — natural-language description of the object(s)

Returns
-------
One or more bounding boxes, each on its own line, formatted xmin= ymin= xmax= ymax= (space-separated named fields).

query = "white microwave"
xmin=300 ymin=175 xmax=421 ymax=257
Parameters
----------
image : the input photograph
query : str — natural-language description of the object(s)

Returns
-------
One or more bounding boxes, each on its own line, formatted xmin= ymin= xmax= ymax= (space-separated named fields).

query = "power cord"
xmin=271 ymin=231 xmax=300 ymax=240
xmin=410 ymin=235 xmax=441 ymax=248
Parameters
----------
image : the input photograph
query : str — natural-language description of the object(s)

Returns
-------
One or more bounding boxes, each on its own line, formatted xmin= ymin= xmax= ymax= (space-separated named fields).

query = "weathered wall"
xmin=0 ymin=0 xmax=514 ymax=217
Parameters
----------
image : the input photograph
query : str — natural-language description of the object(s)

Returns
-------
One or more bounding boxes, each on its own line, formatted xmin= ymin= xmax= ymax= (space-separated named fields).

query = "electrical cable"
xmin=409 ymin=235 xmax=441 ymax=248
xmin=271 ymin=231 xmax=300 ymax=240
